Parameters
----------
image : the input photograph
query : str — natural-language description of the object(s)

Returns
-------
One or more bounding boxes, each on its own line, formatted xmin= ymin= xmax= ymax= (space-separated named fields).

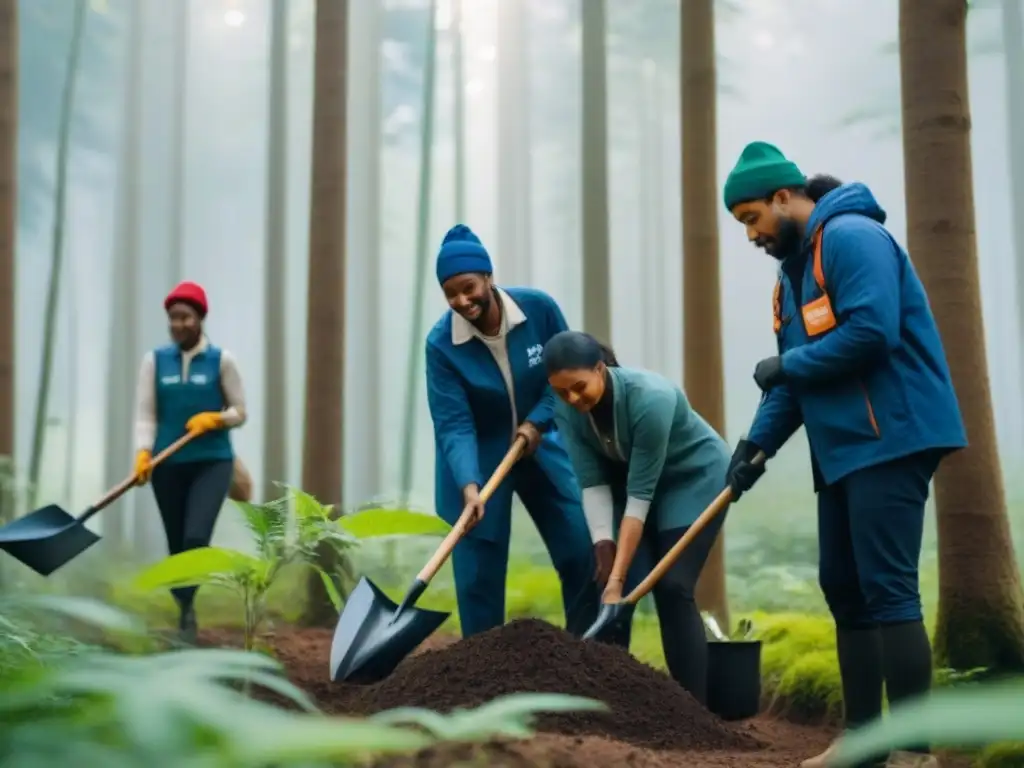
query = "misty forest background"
xmin=6 ymin=0 xmax=1024 ymax=625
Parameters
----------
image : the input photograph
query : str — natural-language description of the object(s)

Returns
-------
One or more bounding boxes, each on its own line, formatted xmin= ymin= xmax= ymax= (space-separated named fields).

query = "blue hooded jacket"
xmin=749 ymin=182 xmax=967 ymax=484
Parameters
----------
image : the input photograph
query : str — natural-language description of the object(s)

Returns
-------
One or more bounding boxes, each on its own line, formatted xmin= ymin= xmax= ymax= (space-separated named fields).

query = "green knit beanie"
xmin=723 ymin=141 xmax=806 ymax=211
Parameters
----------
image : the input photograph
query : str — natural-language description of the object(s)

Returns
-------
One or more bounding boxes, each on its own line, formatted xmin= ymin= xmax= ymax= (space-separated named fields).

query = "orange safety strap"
xmin=772 ymin=226 xmax=827 ymax=334
xmin=812 ymin=227 xmax=826 ymax=292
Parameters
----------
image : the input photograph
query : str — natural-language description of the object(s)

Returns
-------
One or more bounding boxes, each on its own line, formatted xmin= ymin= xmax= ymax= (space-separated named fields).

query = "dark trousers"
xmin=611 ymin=509 xmax=727 ymax=705
xmin=151 ymin=459 xmax=234 ymax=612
xmin=818 ymin=450 xmax=942 ymax=759
xmin=451 ymin=456 xmax=599 ymax=638
xmin=818 ymin=450 xmax=940 ymax=629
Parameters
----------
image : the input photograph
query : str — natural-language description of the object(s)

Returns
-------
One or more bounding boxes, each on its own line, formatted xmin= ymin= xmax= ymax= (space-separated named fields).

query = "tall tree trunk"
xmin=167 ymin=0 xmax=188 ymax=284
xmin=300 ymin=0 xmax=350 ymax=627
xmin=1002 ymin=0 xmax=1024 ymax=452
xmin=398 ymin=0 xmax=438 ymax=507
xmin=899 ymin=0 xmax=1024 ymax=671
xmin=452 ymin=0 xmax=465 ymax=222
xmin=580 ymin=0 xmax=611 ymax=342
xmin=497 ymin=0 xmax=531 ymax=286
xmin=104 ymin=0 xmax=144 ymax=549
xmin=681 ymin=0 xmax=728 ymax=630
xmin=27 ymin=0 xmax=87 ymax=510
xmin=345 ymin=0 xmax=381 ymax=505
xmin=262 ymin=0 xmax=289 ymax=501
xmin=63 ymin=247 xmax=77 ymax=505
xmin=0 ymin=0 xmax=16 ymax=517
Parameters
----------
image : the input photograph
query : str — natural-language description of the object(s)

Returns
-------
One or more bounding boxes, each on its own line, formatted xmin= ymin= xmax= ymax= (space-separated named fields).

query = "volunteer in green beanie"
xmin=721 ymin=142 xmax=966 ymax=768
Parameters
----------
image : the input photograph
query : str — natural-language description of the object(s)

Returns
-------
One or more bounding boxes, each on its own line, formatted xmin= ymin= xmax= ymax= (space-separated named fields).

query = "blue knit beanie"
xmin=436 ymin=224 xmax=493 ymax=285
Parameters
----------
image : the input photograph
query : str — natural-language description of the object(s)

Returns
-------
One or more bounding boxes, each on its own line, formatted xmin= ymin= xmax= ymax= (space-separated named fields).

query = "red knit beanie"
xmin=164 ymin=281 xmax=208 ymax=318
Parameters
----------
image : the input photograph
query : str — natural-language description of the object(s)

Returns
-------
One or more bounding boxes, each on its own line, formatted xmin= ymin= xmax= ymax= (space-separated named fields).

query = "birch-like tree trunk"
xmin=262 ymin=0 xmax=289 ymax=501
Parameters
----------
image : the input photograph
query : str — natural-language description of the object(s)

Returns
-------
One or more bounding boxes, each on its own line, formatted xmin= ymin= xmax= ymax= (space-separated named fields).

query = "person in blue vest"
xmin=425 ymin=224 xmax=599 ymax=638
xmin=132 ymin=281 xmax=247 ymax=643
xmin=544 ymin=330 xmax=731 ymax=705
xmin=722 ymin=142 xmax=967 ymax=768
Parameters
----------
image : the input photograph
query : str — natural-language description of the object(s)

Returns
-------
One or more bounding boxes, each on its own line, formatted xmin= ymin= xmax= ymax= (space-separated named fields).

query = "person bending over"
xmin=425 ymin=225 xmax=599 ymax=638
xmin=545 ymin=330 xmax=731 ymax=705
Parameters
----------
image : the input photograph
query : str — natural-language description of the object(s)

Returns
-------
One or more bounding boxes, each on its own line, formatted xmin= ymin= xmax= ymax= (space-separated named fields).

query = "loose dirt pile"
xmin=302 ymin=618 xmax=760 ymax=752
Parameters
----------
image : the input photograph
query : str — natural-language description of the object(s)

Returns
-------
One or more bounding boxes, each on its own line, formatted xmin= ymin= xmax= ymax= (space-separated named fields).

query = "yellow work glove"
xmin=134 ymin=449 xmax=153 ymax=486
xmin=185 ymin=411 xmax=225 ymax=437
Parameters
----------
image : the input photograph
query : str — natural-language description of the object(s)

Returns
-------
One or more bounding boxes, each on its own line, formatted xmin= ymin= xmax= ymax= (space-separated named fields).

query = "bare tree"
xmin=103 ymin=0 xmax=144 ymax=549
xmin=680 ymin=0 xmax=728 ymax=629
xmin=301 ymin=0 xmax=350 ymax=626
xmin=262 ymin=0 xmax=289 ymax=501
xmin=581 ymin=0 xmax=611 ymax=341
xmin=28 ymin=0 xmax=87 ymax=510
xmin=497 ymin=0 xmax=531 ymax=286
xmin=0 ymin=0 xmax=16 ymax=492
xmin=900 ymin=0 xmax=1024 ymax=670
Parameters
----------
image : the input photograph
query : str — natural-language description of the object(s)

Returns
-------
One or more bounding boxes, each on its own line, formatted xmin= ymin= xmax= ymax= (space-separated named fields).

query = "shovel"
xmin=0 ymin=433 xmax=195 ymax=576
xmin=582 ymin=451 xmax=766 ymax=642
xmin=330 ymin=435 xmax=528 ymax=684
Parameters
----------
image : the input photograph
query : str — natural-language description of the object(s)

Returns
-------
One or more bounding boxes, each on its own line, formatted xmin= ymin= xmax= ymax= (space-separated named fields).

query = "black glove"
xmin=753 ymin=356 xmax=787 ymax=392
xmin=726 ymin=439 xmax=766 ymax=502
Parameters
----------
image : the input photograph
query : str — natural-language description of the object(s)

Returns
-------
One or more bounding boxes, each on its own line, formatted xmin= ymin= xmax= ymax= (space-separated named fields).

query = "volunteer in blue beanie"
xmin=425 ymin=224 xmax=599 ymax=638
xmin=722 ymin=142 xmax=966 ymax=768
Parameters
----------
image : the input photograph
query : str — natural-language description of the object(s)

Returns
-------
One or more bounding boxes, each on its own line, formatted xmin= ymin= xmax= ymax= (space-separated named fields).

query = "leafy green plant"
xmin=832 ymin=677 xmax=1024 ymax=766
xmin=135 ymin=487 xmax=453 ymax=651
xmin=0 ymin=597 xmax=605 ymax=766
xmin=371 ymin=693 xmax=608 ymax=741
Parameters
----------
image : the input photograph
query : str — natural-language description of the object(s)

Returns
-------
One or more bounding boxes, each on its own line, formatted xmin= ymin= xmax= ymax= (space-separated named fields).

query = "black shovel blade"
xmin=0 ymin=505 xmax=101 ymax=576
xmin=582 ymin=601 xmax=636 ymax=643
xmin=330 ymin=576 xmax=450 ymax=685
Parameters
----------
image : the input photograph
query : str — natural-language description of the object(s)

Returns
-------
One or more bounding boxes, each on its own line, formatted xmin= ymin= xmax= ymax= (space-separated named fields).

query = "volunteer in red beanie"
xmin=132 ymin=281 xmax=248 ymax=643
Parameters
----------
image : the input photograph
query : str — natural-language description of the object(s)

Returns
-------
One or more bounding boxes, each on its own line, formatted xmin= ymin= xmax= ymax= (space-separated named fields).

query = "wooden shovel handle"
xmin=416 ymin=435 xmax=528 ymax=584
xmin=623 ymin=451 xmax=766 ymax=606
xmin=88 ymin=433 xmax=198 ymax=515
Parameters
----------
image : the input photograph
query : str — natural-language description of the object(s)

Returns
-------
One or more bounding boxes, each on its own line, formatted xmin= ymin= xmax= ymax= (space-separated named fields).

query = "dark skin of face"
xmin=730 ymin=189 xmax=815 ymax=260
xmin=441 ymin=272 xmax=501 ymax=335
xmin=548 ymin=363 xmax=607 ymax=413
xmin=167 ymin=302 xmax=203 ymax=350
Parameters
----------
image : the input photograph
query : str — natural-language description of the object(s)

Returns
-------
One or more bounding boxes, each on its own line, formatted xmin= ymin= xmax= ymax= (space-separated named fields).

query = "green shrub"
xmin=832 ymin=677 xmax=1024 ymax=766
xmin=975 ymin=742 xmax=1024 ymax=768
xmin=0 ymin=596 xmax=605 ymax=766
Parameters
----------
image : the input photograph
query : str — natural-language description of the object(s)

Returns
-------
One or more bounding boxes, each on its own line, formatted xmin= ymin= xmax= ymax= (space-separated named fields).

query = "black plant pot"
xmin=706 ymin=639 xmax=762 ymax=721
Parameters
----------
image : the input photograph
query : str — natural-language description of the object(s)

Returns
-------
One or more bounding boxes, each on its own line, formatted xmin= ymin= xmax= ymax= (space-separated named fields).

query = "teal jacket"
xmin=554 ymin=366 xmax=731 ymax=533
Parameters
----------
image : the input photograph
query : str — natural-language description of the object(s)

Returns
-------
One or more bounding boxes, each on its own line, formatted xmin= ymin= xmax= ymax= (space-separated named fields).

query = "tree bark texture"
xmin=899 ymin=0 xmax=1024 ymax=671
xmin=301 ymin=0 xmax=350 ymax=627
xmin=0 ymin=0 xmax=15 ymax=470
xmin=680 ymin=0 xmax=729 ymax=631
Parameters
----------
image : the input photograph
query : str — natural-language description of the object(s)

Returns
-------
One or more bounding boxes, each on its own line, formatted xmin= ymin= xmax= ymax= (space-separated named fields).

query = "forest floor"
xmin=200 ymin=621 xmax=972 ymax=768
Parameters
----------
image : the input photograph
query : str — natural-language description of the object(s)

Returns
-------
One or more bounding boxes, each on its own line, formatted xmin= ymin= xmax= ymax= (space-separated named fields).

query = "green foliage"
xmin=0 ymin=596 xmax=605 ymax=766
xmin=975 ymin=742 xmax=1024 ymax=768
xmin=832 ymin=678 xmax=1024 ymax=766
xmin=135 ymin=489 xmax=454 ymax=649
xmin=135 ymin=488 xmax=358 ymax=650
xmin=371 ymin=693 xmax=607 ymax=742
xmin=338 ymin=507 xmax=451 ymax=539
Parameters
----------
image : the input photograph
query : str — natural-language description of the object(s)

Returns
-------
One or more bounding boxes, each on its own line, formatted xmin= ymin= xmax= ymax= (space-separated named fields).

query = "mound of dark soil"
xmin=314 ymin=619 xmax=761 ymax=752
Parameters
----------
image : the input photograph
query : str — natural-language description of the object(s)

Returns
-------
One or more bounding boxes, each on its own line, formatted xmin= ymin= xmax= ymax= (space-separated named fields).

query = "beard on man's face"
xmin=755 ymin=216 xmax=802 ymax=260
xmin=458 ymin=289 xmax=493 ymax=325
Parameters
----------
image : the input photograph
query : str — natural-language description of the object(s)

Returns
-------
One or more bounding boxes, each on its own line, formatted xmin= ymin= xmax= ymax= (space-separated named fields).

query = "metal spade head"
xmin=0 ymin=505 xmax=101 ymax=576
xmin=582 ymin=601 xmax=636 ymax=643
xmin=330 ymin=576 xmax=450 ymax=684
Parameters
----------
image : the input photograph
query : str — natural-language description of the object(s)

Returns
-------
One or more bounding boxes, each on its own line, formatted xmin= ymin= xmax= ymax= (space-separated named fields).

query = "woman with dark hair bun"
xmin=543 ymin=330 xmax=731 ymax=705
